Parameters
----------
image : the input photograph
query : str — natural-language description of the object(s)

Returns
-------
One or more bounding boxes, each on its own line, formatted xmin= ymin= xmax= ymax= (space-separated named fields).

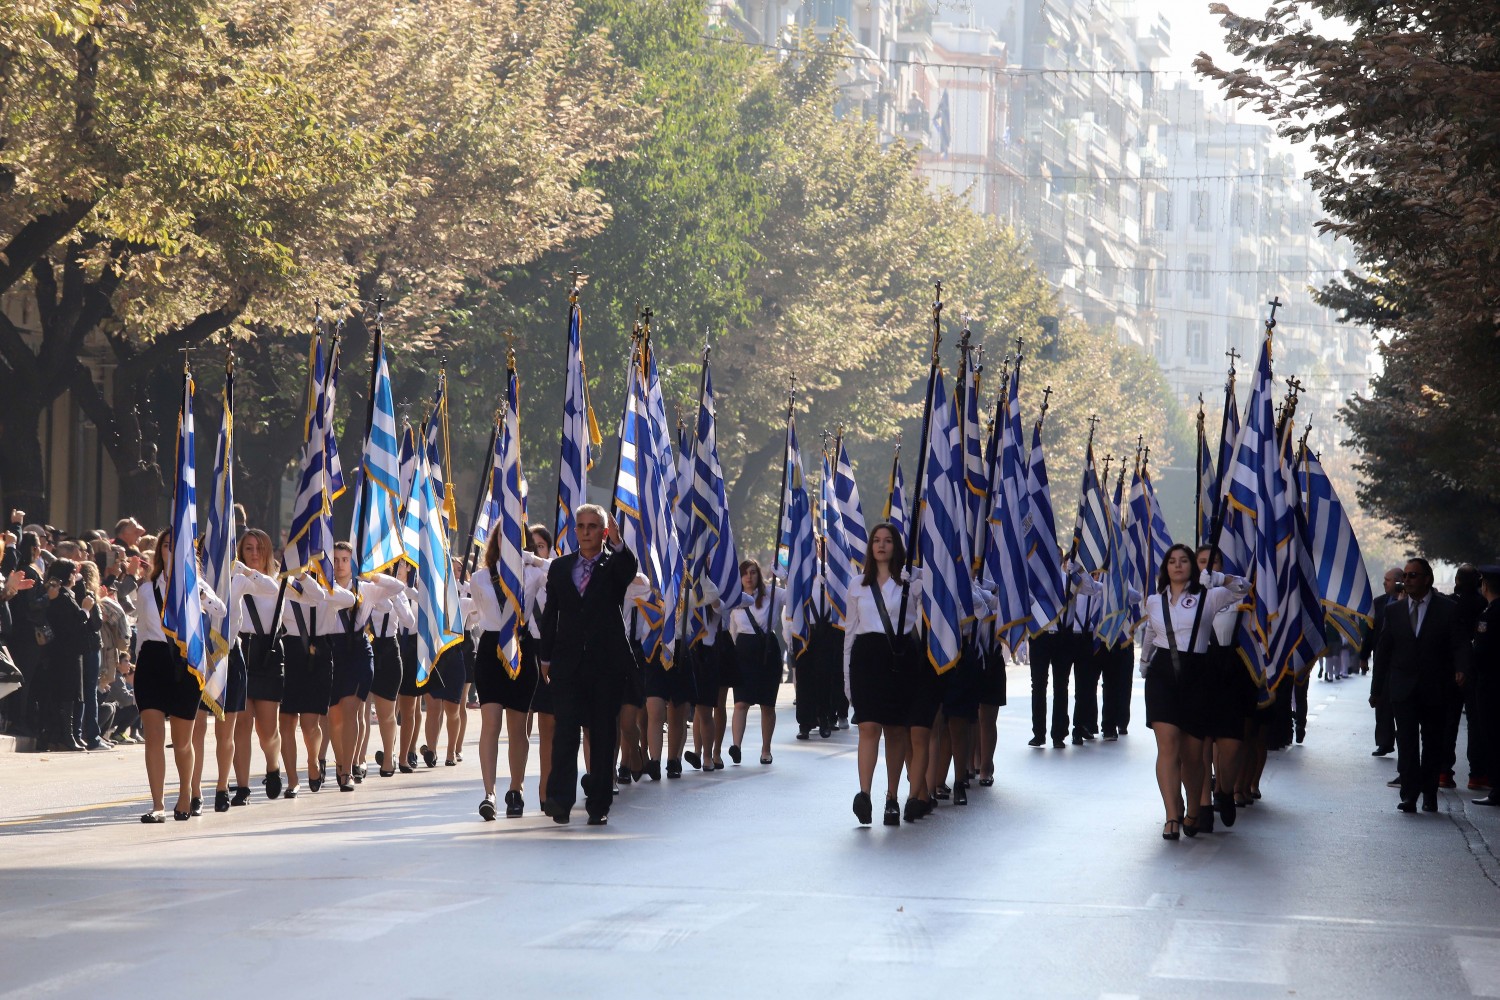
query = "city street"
xmin=3 ymin=668 xmax=1499 ymax=999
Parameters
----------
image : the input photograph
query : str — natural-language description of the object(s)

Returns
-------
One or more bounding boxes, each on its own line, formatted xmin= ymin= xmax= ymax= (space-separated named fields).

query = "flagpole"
xmin=1068 ymin=414 xmax=1100 ymax=563
xmin=609 ymin=315 xmax=646 ymax=522
xmin=897 ymin=280 xmax=944 ymax=633
xmin=352 ymin=297 xmax=388 ymax=599
xmin=1205 ymin=299 xmax=1279 ymax=558
xmin=765 ymin=378 xmax=795 ymax=618
xmin=461 ymin=411 xmax=501 ymax=582
xmin=677 ymin=342 xmax=714 ymax=647
xmin=1194 ymin=394 xmax=1206 ymax=549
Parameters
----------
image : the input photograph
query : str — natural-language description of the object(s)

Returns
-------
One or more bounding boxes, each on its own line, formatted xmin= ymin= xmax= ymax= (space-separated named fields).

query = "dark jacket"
xmin=1374 ymin=592 xmax=1469 ymax=703
xmin=1360 ymin=591 xmax=1390 ymax=663
xmin=537 ymin=544 xmax=639 ymax=708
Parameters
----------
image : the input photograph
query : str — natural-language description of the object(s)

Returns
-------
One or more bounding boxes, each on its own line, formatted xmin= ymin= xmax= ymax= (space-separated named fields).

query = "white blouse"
xmin=235 ymin=566 xmax=283 ymax=637
xmin=1138 ymin=577 xmax=1249 ymax=664
xmin=283 ymin=576 xmax=356 ymax=638
xmin=368 ymin=589 xmax=416 ymax=638
xmin=134 ymin=576 xmax=229 ymax=645
xmin=729 ymin=589 xmax=787 ymax=641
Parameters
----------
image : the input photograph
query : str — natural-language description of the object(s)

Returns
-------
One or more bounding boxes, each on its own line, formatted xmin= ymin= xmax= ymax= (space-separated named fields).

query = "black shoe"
xmin=918 ymin=798 xmax=935 ymax=819
xmin=953 ymin=783 xmax=967 ymax=806
xmin=1295 ymin=729 xmax=1305 ymax=744
xmin=934 ymin=783 xmax=951 ymax=801
xmin=1422 ymin=796 xmax=1438 ymax=813
xmin=338 ymin=773 xmax=355 ymax=792
xmin=542 ymin=800 xmax=570 ymax=825
xmin=1214 ymin=791 xmax=1236 ymax=828
xmin=1182 ymin=813 xmax=1199 ymax=838
xmin=374 ymin=750 xmax=384 ymax=768
xmin=505 ymin=790 xmax=523 ymax=817
xmin=580 ymin=773 xmax=592 ymax=797
xmin=978 ymin=776 xmax=994 ymax=787
xmin=903 ymin=797 xmax=920 ymax=822
xmin=853 ymin=791 xmax=873 ymax=825
xmin=479 ymin=795 xmax=497 ymax=821
xmin=617 ymin=764 xmax=633 ymax=784
xmin=398 ymin=762 xmax=414 ymax=774
xmin=1028 ymin=736 xmax=1045 ymax=747
xmin=283 ymin=785 xmax=298 ymax=798
xmin=760 ymin=753 xmax=773 ymax=765
xmin=1162 ymin=818 xmax=1181 ymax=841
xmin=666 ymin=758 xmax=682 ymax=779
xmin=421 ymin=745 xmax=437 ymax=768
xmin=1071 ymin=734 xmax=1083 ymax=746
xmin=214 ymin=790 xmax=231 ymax=813
xmin=263 ymin=770 xmax=283 ymax=800
xmin=173 ymin=809 xmax=192 ymax=821
xmin=683 ymin=750 xmax=702 ymax=770
xmin=883 ymin=797 xmax=901 ymax=826
xmin=645 ymin=758 xmax=661 ymax=781
xmin=1117 ymin=726 xmax=1128 ymax=736
xmin=1199 ymin=808 xmax=1215 ymax=834
xmin=586 ymin=814 xmax=608 ymax=826
xmin=795 ymin=728 xmax=810 ymax=740
xmin=190 ymin=797 xmax=203 ymax=817
xmin=1473 ymin=795 xmax=1500 ymax=807
xmin=728 ymin=744 xmax=741 ymax=764
xmin=407 ymin=751 xmax=418 ymax=769
xmin=230 ymin=786 xmax=251 ymax=806
xmin=379 ymin=768 xmax=395 ymax=778
xmin=1372 ymin=747 xmax=1393 ymax=756
xmin=140 ymin=810 xmax=165 ymax=824
xmin=1102 ymin=730 xmax=1118 ymax=742
xmin=1397 ymin=798 xmax=1417 ymax=813
xmin=1082 ymin=732 xmax=1095 ymax=742
xmin=309 ymin=768 xmax=324 ymax=793
xmin=353 ymin=764 xmax=366 ymax=782
xmin=1053 ymin=738 xmax=1065 ymax=749
xmin=819 ymin=725 xmax=832 ymax=738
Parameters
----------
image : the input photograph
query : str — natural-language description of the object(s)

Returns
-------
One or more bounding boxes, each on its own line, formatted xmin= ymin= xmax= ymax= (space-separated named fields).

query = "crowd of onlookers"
xmin=0 ymin=513 xmax=153 ymax=750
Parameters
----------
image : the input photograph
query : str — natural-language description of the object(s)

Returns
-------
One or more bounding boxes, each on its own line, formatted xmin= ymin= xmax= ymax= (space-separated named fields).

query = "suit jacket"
xmin=538 ymin=544 xmax=639 ymax=707
xmin=1360 ymin=592 xmax=1390 ymax=662
xmin=1374 ymin=592 xmax=1468 ymax=703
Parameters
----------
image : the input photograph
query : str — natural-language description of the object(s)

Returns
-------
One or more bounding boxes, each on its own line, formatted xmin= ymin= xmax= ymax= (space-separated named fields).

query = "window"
xmin=1155 ymin=191 xmax=1173 ymax=231
xmin=1186 ymin=254 xmax=1209 ymax=299
xmin=1191 ymin=190 xmax=1211 ymax=232
xmin=1186 ymin=321 xmax=1207 ymax=362
xmin=1156 ymin=264 xmax=1171 ymax=299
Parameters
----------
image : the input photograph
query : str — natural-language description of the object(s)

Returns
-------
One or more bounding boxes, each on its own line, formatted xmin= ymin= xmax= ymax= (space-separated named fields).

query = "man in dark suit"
xmin=1374 ymin=558 xmax=1470 ymax=813
xmin=538 ymin=504 xmax=639 ymax=826
xmin=1363 ymin=567 xmax=1402 ymax=757
xmin=1469 ymin=566 xmax=1500 ymax=807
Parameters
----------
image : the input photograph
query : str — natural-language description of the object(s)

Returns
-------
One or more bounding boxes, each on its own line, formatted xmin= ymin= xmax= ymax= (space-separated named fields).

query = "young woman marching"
xmin=327 ymin=541 xmax=406 ymax=792
xmin=192 ymin=555 xmax=279 ymax=811
xmin=134 ymin=535 xmax=227 ymax=822
xmin=728 ymin=559 xmax=786 ymax=766
xmin=278 ymin=571 xmax=354 ymax=796
xmin=421 ymin=562 xmax=472 ymax=769
xmin=471 ymin=532 xmax=550 ymax=819
xmin=843 ymin=523 xmax=926 ymax=826
xmin=1138 ymin=544 xmax=1248 ymax=840
xmin=1193 ymin=545 xmax=1249 ymax=832
xmin=364 ymin=570 xmax=414 ymax=777
xmin=793 ymin=555 xmax=839 ymax=741
xmin=232 ymin=530 xmax=286 ymax=801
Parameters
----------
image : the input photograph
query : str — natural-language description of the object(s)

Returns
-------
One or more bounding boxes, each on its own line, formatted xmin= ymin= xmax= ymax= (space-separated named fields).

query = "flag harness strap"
xmin=1161 ymin=587 xmax=1208 ymax=678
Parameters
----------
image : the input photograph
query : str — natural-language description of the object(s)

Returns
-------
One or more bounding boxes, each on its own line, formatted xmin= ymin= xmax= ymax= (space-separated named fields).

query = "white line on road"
xmin=0 ymin=962 xmax=135 ymax=999
xmin=1453 ymin=936 xmax=1500 ymax=997
xmin=1150 ymin=920 xmax=1290 ymax=984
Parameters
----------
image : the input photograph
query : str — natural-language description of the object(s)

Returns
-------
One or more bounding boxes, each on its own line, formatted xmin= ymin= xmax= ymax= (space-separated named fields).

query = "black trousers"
xmin=1100 ymin=642 xmax=1134 ymax=735
xmin=1067 ymin=632 xmax=1100 ymax=737
xmin=1477 ymin=678 xmax=1500 ymax=783
xmin=1442 ymin=686 xmax=1465 ymax=777
xmin=1028 ymin=631 xmax=1066 ymax=740
xmin=1394 ymin=692 xmax=1446 ymax=803
xmin=1374 ymin=676 xmax=1396 ymax=751
xmin=546 ymin=685 xmax=621 ymax=820
xmin=1293 ymin=675 xmax=1311 ymax=736
xmin=795 ymin=622 xmax=839 ymax=731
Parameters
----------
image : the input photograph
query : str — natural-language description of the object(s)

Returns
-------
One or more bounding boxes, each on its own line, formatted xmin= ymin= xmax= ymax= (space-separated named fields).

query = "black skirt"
xmin=280 ymin=637 xmax=333 ymax=716
xmin=848 ymin=632 xmax=937 ymax=729
xmin=690 ymin=639 xmax=723 ymax=708
xmin=134 ymin=639 xmax=201 ymax=721
xmin=329 ymin=633 xmax=375 ymax=702
xmin=1144 ymin=646 xmax=1210 ymax=738
xmin=940 ymin=642 xmax=983 ymax=721
xmin=427 ymin=637 xmax=468 ymax=703
xmin=732 ymin=631 xmax=782 ymax=707
xmin=240 ymin=632 xmax=284 ymax=703
xmin=978 ymin=642 xmax=1008 ymax=707
xmin=645 ymin=640 xmax=696 ymax=705
xmin=204 ymin=645 xmax=248 ymax=715
xmin=371 ymin=635 xmax=403 ymax=701
xmin=1202 ymin=643 xmax=1253 ymax=740
xmin=397 ymin=633 xmax=422 ymax=697
xmin=475 ymin=629 xmax=543 ymax=711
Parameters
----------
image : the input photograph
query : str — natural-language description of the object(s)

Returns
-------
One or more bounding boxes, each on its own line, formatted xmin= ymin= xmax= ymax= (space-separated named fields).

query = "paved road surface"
xmin=3 ymin=668 xmax=1499 ymax=998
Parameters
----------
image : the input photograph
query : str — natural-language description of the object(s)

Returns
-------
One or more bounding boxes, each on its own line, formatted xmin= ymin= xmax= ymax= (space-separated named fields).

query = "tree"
xmin=1196 ymin=2 xmax=1500 ymax=560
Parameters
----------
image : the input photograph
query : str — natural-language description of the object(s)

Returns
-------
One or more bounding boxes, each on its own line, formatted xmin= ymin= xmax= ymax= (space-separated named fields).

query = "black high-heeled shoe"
xmin=263 ymin=770 xmax=283 ymax=800
xmin=214 ymin=790 xmax=231 ymax=813
xmin=728 ymin=744 xmax=742 ymax=765
xmin=309 ymin=766 xmax=324 ymax=793
xmin=903 ymin=797 xmax=920 ymax=823
xmin=953 ymin=782 xmax=968 ymax=806
xmin=853 ymin=791 xmax=873 ymax=825
xmin=1182 ymin=812 xmax=1200 ymax=838
xmin=189 ymin=797 xmax=203 ymax=817
xmin=1214 ymin=791 xmax=1237 ymax=827
xmin=1198 ymin=807 xmax=1215 ymax=834
xmin=338 ymin=773 xmax=355 ymax=792
xmin=140 ymin=810 xmax=165 ymax=824
xmin=173 ymin=809 xmax=192 ymax=821
xmin=421 ymin=745 xmax=437 ymax=768
xmin=883 ymin=797 xmax=901 ymax=826
xmin=934 ymin=783 xmax=951 ymax=801
xmin=231 ymin=786 xmax=251 ymax=806
xmin=504 ymin=789 xmax=524 ymax=817
xmin=1162 ymin=818 xmax=1181 ymax=841
xmin=683 ymin=750 xmax=702 ymax=770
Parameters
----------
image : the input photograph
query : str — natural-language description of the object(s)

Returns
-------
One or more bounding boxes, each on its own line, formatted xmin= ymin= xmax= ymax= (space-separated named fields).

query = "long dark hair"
xmin=1157 ymin=543 xmax=1203 ymax=595
xmin=861 ymin=522 xmax=906 ymax=587
xmin=741 ymin=559 xmax=766 ymax=605
xmin=16 ymin=531 xmax=41 ymax=571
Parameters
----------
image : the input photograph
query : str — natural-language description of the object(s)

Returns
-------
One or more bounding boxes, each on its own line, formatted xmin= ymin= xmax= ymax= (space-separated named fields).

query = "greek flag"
xmin=615 ymin=345 xmax=679 ymax=664
xmin=919 ymin=367 xmax=965 ymax=675
xmin=491 ymin=357 xmax=527 ymax=680
xmin=410 ymin=418 xmax=464 ymax=685
xmin=961 ymin=360 xmax=988 ymax=572
xmin=553 ymin=294 xmax=600 ymax=556
xmin=324 ymin=339 xmax=345 ymax=503
xmin=821 ymin=448 xmax=853 ymax=622
xmin=355 ymin=331 xmax=406 ymax=575
xmin=1095 ymin=469 xmax=1132 ymax=649
xmin=984 ymin=366 xmax=1031 ymax=651
xmin=1213 ymin=378 xmax=1245 ymax=570
xmin=200 ymin=365 xmax=235 ymax=717
xmin=833 ymin=436 xmax=867 ymax=578
xmin=1301 ymin=446 xmax=1374 ymax=646
xmin=1024 ymin=419 xmax=1065 ymax=633
xmin=685 ymin=358 xmax=739 ymax=642
xmin=1267 ymin=422 xmax=1328 ymax=685
xmin=1126 ymin=462 xmax=1173 ymax=598
xmin=641 ymin=342 xmax=683 ymax=660
xmin=162 ymin=369 xmax=208 ymax=689
xmin=883 ymin=445 xmax=908 ymax=540
xmin=284 ymin=333 xmax=336 ymax=584
xmin=784 ymin=414 xmax=817 ymax=660
xmin=470 ymin=418 xmax=502 ymax=559
xmin=396 ymin=419 xmax=420 ymax=566
xmin=1223 ymin=335 xmax=1280 ymax=691
xmin=1072 ymin=443 xmax=1111 ymax=576
xmin=1196 ymin=416 xmax=1216 ymax=547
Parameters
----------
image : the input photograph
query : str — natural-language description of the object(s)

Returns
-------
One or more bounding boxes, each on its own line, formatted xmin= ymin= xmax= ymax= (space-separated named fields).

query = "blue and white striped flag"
xmin=985 ymin=366 xmax=1031 ymax=651
xmin=821 ymin=448 xmax=853 ymax=623
xmin=411 ymin=420 xmax=464 ymax=685
xmin=355 ymin=331 xmax=406 ymax=575
xmin=641 ymin=342 xmax=683 ymax=660
xmin=491 ymin=356 xmax=527 ymax=679
xmin=470 ymin=418 xmax=503 ymax=559
xmin=615 ymin=345 xmax=679 ymax=664
xmin=784 ymin=414 xmax=817 ymax=660
xmin=1213 ymin=378 xmax=1244 ymax=569
xmin=1196 ymin=415 xmax=1216 ymax=547
xmin=1072 ymin=443 xmax=1111 ymax=576
xmin=1126 ymin=461 xmax=1173 ymax=599
xmin=200 ymin=365 xmax=235 ymax=717
xmin=961 ymin=359 xmax=988 ymax=572
xmin=284 ymin=333 xmax=336 ymax=584
xmin=1267 ymin=422 xmax=1328 ymax=685
xmin=396 ymin=419 xmax=420 ymax=566
xmin=1024 ymin=419 xmax=1065 ymax=633
xmin=684 ymin=357 xmax=739 ymax=642
xmin=883 ymin=445 xmax=908 ymax=541
xmin=162 ymin=369 xmax=208 ymax=691
xmin=553 ymin=294 xmax=600 ymax=556
xmin=833 ymin=436 xmax=867 ymax=579
xmin=919 ymin=367 xmax=965 ymax=675
xmin=1095 ymin=468 xmax=1132 ymax=649
xmin=1223 ymin=335 xmax=1280 ymax=691
xmin=1301 ymin=446 xmax=1374 ymax=646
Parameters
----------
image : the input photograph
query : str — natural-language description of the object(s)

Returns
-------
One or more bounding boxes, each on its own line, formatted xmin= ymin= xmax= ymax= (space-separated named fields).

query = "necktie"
xmin=578 ymin=558 xmax=593 ymax=595
xmin=1409 ymin=598 xmax=1419 ymax=636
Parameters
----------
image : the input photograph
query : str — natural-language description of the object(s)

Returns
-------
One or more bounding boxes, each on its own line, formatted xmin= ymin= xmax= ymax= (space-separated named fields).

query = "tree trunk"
xmin=0 ymin=384 xmax=51 ymax=522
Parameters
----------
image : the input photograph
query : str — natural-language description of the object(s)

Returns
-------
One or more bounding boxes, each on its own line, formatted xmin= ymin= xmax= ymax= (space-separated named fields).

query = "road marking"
xmin=532 ymin=899 xmax=755 ymax=952
xmin=848 ymin=907 xmax=1023 ymax=966
xmin=1454 ymin=936 xmax=1500 ymax=997
xmin=1146 ymin=893 xmax=1180 ymax=909
xmin=248 ymin=890 xmax=481 ymax=942
xmin=1150 ymin=920 xmax=1290 ymax=984
xmin=1 ymin=887 xmax=240 ymax=937
xmin=0 ymin=962 xmax=135 ymax=999
xmin=0 ymin=796 xmax=144 ymax=827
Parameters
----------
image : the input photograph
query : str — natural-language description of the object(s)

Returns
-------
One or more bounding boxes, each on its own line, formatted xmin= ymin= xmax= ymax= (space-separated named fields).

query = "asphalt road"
xmin=3 ymin=667 xmax=1499 ymax=999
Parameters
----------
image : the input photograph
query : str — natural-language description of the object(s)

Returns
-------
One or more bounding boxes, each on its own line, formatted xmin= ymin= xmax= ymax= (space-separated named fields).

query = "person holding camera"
xmin=36 ymin=558 xmax=93 ymax=752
